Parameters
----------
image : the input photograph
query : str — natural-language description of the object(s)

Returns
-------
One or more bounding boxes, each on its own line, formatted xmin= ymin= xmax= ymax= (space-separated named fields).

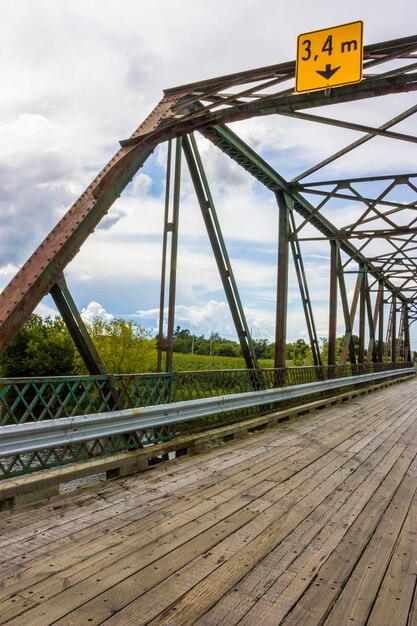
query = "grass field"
xmin=171 ymin=352 xmax=294 ymax=371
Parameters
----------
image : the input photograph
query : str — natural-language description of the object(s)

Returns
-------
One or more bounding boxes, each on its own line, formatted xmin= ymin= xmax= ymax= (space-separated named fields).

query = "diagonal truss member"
xmin=0 ymin=34 xmax=416 ymax=372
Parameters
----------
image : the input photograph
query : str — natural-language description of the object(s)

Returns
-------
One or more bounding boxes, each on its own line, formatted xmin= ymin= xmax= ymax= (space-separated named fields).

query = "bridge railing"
xmin=0 ymin=363 xmax=412 ymax=480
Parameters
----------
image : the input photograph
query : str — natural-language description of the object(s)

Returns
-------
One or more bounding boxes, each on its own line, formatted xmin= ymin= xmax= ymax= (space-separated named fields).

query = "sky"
xmin=1 ymin=0 xmax=416 ymax=347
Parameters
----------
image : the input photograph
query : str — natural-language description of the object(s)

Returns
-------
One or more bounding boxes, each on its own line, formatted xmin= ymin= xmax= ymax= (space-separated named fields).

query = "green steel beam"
xmin=274 ymin=191 xmax=289 ymax=371
xmin=182 ymin=134 xmax=259 ymax=371
xmin=50 ymin=274 xmax=107 ymax=376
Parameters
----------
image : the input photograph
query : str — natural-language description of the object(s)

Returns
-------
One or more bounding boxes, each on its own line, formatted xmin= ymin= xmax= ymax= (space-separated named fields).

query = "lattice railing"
xmin=0 ymin=363 xmax=410 ymax=479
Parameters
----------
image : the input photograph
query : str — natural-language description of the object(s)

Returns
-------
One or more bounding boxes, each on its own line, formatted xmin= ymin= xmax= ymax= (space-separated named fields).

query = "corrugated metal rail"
xmin=0 ymin=368 xmax=413 ymax=458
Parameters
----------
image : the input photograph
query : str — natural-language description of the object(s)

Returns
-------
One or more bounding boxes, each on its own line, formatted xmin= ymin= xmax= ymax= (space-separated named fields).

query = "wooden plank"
xmin=321 ymin=460 xmax=417 ymax=625
xmin=354 ymin=473 xmax=417 ymax=626
xmin=0 ymin=378 xmax=415 ymax=625
xmin=62 ymin=403 xmax=416 ymax=625
xmin=2 ymin=392 xmax=375 ymax=598
xmin=142 ymin=406 xmax=417 ymax=626
xmin=4 ymin=507 xmax=258 ymax=626
xmin=0 ymin=375 xmax=406 ymax=531
xmin=1 ymin=402 xmax=368 ymax=588
xmin=0 ymin=436 xmax=352 ymax=623
xmin=235 ymin=412 xmax=417 ymax=625
xmin=0 ymin=383 xmax=390 ymax=561
xmin=1 ymin=421 xmax=359 ymax=609
xmin=0 ymin=374 xmax=411 ymax=506
xmin=193 ymin=409 xmax=417 ymax=624
xmin=276 ymin=460 xmax=417 ymax=625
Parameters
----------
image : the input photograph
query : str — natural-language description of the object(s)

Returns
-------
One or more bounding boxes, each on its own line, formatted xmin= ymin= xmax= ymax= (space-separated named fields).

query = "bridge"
xmin=1 ymin=376 xmax=417 ymax=624
xmin=1 ymin=34 xmax=417 ymax=625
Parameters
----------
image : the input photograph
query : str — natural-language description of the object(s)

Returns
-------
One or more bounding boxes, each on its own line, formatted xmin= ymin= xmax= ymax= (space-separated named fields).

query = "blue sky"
xmin=1 ymin=0 xmax=416 ymax=347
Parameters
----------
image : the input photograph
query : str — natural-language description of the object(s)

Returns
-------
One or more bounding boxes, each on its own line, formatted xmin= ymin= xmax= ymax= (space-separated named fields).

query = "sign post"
xmin=296 ymin=21 xmax=363 ymax=93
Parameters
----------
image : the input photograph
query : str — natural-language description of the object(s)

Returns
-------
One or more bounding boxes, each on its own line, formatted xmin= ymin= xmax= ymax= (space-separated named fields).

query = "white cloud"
xmin=0 ymin=0 xmax=416 ymax=351
xmin=137 ymin=300 xmax=273 ymax=339
xmin=81 ymin=301 xmax=114 ymax=324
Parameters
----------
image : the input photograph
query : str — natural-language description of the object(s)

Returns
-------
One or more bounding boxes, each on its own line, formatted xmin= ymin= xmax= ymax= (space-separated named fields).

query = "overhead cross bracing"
xmin=0 ymin=35 xmax=416 ymax=371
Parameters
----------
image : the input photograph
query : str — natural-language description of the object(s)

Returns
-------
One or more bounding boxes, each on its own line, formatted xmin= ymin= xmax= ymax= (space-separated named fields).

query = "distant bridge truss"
xmin=1 ymin=34 xmax=417 ymax=373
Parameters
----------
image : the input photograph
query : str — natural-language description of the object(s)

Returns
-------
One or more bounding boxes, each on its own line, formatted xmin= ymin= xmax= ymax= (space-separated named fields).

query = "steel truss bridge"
xmin=1 ymin=35 xmax=417 ymax=372
xmin=0 ymin=35 xmax=417 ymax=482
xmin=2 ymin=34 xmax=417 ymax=626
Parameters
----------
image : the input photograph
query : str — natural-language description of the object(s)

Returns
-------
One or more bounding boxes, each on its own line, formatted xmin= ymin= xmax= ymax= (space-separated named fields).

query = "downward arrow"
xmin=316 ymin=64 xmax=341 ymax=80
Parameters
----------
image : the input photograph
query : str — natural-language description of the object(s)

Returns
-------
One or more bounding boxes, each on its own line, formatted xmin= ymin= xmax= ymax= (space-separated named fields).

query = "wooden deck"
xmin=1 ymin=378 xmax=417 ymax=625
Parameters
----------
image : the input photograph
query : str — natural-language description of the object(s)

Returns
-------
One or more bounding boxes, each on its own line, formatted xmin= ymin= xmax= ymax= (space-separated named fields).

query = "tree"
xmin=0 ymin=314 xmax=77 ymax=377
xmin=252 ymin=338 xmax=270 ymax=359
xmin=286 ymin=338 xmax=310 ymax=366
xmin=212 ymin=340 xmax=241 ymax=357
xmin=83 ymin=318 xmax=155 ymax=374
xmin=172 ymin=338 xmax=189 ymax=354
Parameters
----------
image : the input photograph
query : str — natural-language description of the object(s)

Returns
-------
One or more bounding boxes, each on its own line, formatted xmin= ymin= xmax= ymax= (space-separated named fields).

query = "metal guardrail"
xmin=0 ymin=362 xmax=409 ymax=426
xmin=0 ymin=368 xmax=413 ymax=458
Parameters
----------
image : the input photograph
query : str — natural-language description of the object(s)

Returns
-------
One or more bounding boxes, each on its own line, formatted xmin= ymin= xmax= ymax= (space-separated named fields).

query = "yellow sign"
xmin=296 ymin=21 xmax=363 ymax=93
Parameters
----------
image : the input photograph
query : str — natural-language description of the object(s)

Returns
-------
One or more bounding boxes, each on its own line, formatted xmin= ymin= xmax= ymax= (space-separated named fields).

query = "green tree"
xmin=212 ymin=340 xmax=241 ymax=357
xmin=0 ymin=314 xmax=77 ymax=377
xmin=286 ymin=338 xmax=313 ymax=366
xmin=172 ymin=338 xmax=189 ymax=354
xmin=83 ymin=318 xmax=156 ymax=374
xmin=252 ymin=338 xmax=270 ymax=359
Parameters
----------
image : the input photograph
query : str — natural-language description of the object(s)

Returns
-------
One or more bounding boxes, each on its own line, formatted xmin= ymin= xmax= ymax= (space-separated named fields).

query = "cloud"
xmin=81 ymin=301 xmax=114 ymax=324
xmin=135 ymin=299 xmax=336 ymax=342
xmin=1 ymin=0 xmax=416 ymax=352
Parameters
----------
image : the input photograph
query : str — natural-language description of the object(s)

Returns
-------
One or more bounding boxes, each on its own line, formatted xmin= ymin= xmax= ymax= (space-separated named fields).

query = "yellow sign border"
xmin=295 ymin=21 xmax=364 ymax=93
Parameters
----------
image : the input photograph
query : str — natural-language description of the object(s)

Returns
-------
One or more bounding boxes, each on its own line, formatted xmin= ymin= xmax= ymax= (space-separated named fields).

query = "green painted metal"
xmin=0 ymin=363 xmax=409 ymax=479
xmin=157 ymin=139 xmax=173 ymax=373
xmin=50 ymin=274 xmax=107 ymax=376
xmin=166 ymin=138 xmax=182 ymax=372
xmin=274 ymin=191 xmax=289 ymax=371
xmin=328 ymin=241 xmax=338 ymax=366
xmin=288 ymin=205 xmax=323 ymax=367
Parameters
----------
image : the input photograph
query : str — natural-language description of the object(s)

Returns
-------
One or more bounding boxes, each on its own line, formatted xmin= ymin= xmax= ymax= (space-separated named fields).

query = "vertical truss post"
xmin=358 ymin=264 xmax=366 ymax=364
xmin=378 ymin=282 xmax=384 ymax=363
xmin=166 ymin=138 xmax=182 ymax=372
xmin=50 ymin=274 xmax=107 ymax=376
xmin=338 ymin=255 xmax=361 ymax=365
xmin=157 ymin=140 xmax=172 ymax=372
xmin=288 ymin=207 xmax=322 ymax=366
xmin=404 ymin=302 xmax=411 ymax=362
xmin=157 ymin=138 xmax=182 ymax=373
xmin=365 ymin=273 xmax=378 ymax=364
xmin=182 ymin=134 xmax=259 ymax=371
xmin=274 ymin=191 xmax=289 ymax=372
xmin=396 ymin=305 xmax=405 ymax=362
xmin=328 ymin=241 xmax=338 ymax=366
xmin=391 ymin=294 xmax=397 ymax=363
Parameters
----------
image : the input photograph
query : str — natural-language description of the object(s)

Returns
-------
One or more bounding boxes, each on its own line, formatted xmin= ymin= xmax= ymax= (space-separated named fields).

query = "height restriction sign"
xmin=295 ymin=21 xmax=363 ymax=93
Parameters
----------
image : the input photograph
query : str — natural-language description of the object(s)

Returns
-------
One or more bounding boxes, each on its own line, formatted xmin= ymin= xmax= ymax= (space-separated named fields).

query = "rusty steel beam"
xmin=157 ymin=140 xmax=173 ymax=373
xmin=182 ymin=135 xmax=259 ymax=370
xmin=391 ymin=296 xmax=398 ymax=363
xmin=358 ymin=265 xmax=366 ymax=364
xmin=366 ymin=281 xmax=381 ymax=364
xmin=288 ymin=207 xmax=322 ymax=367
xmin=328 ymin=241 xmax=338 ymax=366
xmin=165 ymin=139 xmax=182 ymax=372
xmin=378 ymin=282 xmax=385 ymax=363
xmin=404 ymin=303 xmax=411 ymax=362
xmin=0 ymin=34 xmax=416 ymax=364
xmin=274 ymin=192 xmax=289 ymax=371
